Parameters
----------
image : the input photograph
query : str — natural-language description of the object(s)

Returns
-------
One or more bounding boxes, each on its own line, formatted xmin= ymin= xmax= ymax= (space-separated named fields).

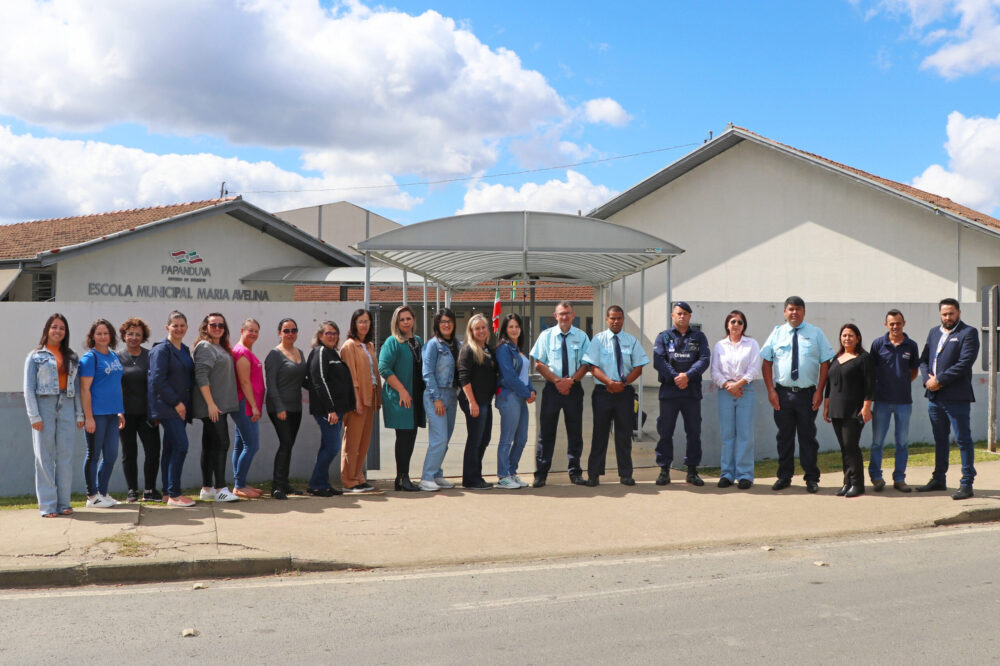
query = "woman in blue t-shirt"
xmin=80 ymin=318 xmax=125 ymax=509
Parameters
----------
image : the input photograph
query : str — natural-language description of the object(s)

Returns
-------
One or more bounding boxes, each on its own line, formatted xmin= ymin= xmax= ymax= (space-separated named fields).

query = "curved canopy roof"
xmin=355 ymin=211 xmax=683 ymax=290
xmin=242 ymin=265 xmax=409 ymax=285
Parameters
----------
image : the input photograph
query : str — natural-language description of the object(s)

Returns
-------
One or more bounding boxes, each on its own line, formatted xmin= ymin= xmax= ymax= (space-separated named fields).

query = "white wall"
xmin=275 ymin=202 xmax=400 ymax=258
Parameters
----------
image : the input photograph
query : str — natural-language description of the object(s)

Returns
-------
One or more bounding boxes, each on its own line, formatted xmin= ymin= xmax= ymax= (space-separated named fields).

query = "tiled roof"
xmin=0 ymin=197 xmax=238 ymax=261
xmin=732 ymin=126 xmax=1000 ymax=232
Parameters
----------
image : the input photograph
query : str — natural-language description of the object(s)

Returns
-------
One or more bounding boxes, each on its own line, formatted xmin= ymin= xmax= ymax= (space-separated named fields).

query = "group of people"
xmin=23 ymin=295 xmax=981 ymax=518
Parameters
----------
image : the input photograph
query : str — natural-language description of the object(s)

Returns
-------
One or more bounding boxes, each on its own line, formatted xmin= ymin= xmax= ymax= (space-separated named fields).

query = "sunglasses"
xmin=208 ymin=322 xmax=225 ymax=329
xmin=282 ymin=328 xmax=298 ymax=334
xmin=323 ymin=331 xmax=339 ymax=337
xmin=729 ymin=320 xmax=745 ymax=326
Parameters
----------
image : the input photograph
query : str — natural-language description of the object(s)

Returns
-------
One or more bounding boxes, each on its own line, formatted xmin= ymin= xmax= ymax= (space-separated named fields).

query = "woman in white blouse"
xmin=710 ymin=310 xmax=761 ymax=489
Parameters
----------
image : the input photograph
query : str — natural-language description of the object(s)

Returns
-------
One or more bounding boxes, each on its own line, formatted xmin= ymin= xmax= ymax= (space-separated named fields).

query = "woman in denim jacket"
xmin=495 ymin=313 xmax=536 ymax=489
xmin=419 ymin=308 xmax=459 ymax=491
xmin=24 ymin=313 xmax=85 ymax=517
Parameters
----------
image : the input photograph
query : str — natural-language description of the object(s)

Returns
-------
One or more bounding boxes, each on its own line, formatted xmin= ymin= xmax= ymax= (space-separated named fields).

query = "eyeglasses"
xmin=282 ymin=328 xmax=298 ymax=334
xmin=208 ymin=323 xmax=225 ymax=329
xmin=729 ymin=320 xmax=745 ymax=326
xmin=323 ymin=331 xmax=339 ymax=337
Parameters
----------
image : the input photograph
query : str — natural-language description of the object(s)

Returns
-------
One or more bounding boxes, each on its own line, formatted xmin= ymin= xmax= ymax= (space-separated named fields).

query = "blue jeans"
xmin=422 ymin=390 xmax=457 ymax=482
xmin=496 ymin=390 xmax=529 ymax=479
xmin=310 ymin=414 xmax=343 ymax=490
xmin=928 ymin=400 xmax=976 ymax=487
xmin=84 ymin=413 xmax=120 ymax=496
xmin=159 ymin=417 xmax=189 ymax=498
xmin=231 ymin=400 xmax=260 ymax=489
xmin=31 ymin=393 xmax=77 ymax=515
xmin=869 ymin=401 xmax=911 ymax=482
xmin=717 ymin=383 xmax=755 ymax=482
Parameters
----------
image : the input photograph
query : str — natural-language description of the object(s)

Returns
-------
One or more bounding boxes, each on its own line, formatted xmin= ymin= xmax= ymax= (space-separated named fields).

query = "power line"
xmin=237 ymin=141 xmax=701 ymax=195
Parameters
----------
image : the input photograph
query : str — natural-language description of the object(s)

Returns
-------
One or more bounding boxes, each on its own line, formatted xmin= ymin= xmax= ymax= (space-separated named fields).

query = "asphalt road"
xmin=3 ymin=523 xmax=999 ymax=664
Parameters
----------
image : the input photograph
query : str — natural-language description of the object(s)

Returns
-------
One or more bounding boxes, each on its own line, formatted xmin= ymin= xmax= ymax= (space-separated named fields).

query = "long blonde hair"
xmin=463 ymin=313 xmax=491 ymax=364
xmin=390 ymin=305 xmax=416 ymax=343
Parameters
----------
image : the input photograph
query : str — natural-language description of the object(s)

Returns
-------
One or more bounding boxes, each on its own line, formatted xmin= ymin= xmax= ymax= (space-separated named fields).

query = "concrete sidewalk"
xmin=3 ymin=461 xmax=999 ymax=588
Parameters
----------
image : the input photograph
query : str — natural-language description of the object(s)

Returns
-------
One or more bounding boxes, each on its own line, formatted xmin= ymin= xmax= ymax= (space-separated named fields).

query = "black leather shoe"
xmin=845 ymin=484 xmax=865 ymax=498
xmin=916 ymin=479 xmax=947 ymax=492
xmin=806 ymin=481 xmax=820 ymax=494
xmin=532 ymin=476 xmax=546 ymax=488
xmin=398 ymin=477 xmax=420 ymax=492
xmin=463 ymin=480 xmax=493 ymax=490
xmin=620 ymin=476 xmax=635 ymax=486
xmin=686 ymin=466 xmax=704 ymax=486
xmin=271 ymin=489 xmax=288 ymax=500
xmin=836 ymin=484 xmax=849 ymax=497
xmin=772 ymin=478 xmax=791 ymax=491
xmin=655 ymin=468 xmax=671 ymax=485
xmin=737 ymin=479 xmax=753 ymax=490
xmin=717 ymin=478 xmax=732 ymax=488
xmin=952 ymin=485 xmax=974 ymax=500
xmin=872 ymin=479 xmax=886 ymax=492
xmin=585 ymin=477 xmax=599 ymax=487
xmin=893 ymin=481 xmax=912 ymax=493
xmin=569 ymin=474 xmax=586 ymax=485
xmin=307 ymin=487 xmax=334 ymax=497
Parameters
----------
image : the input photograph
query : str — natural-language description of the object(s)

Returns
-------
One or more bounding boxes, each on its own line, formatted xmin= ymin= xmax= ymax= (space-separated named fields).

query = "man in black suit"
xmin=916 ymin=298 xmax=980 ymax=500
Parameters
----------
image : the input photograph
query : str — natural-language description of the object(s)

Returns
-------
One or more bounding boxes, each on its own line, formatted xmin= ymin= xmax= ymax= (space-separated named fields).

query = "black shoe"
xmin=686 ymin=466 xmax=704 ymax=487
xmin=285 ymin=487 xmax=304 ymax=496
xmin=872 ymin=479 xmax=886 ymax=492
xmin=916 ymin=479 xmax=947 ymax=492
xmin=806 ymin=481 xmax=820 ymax=494
xmin=126 ymin=489 xmax=139 ymax=503
xmin=717 ymin=478 xmax=732 ymax=489
xmin=463 ymin=480 xmax=494 ymax=490
xmin=586 ymin=477 xmax=599 ymax=487
xmin=271 ymin=489 xmax=288 ymax=500
xmin=142 ymin=489 xmax=163 ymax=502
xmin=845 ymin=484 xmax=865 ymax=498
xmin=893 ymin=481 xmax=912 ymax=493
xmin=836 ymin=484 xmax=849 ymax=497
xmin=533 ymin=476 xmax=547 ymax=488
xmin=737 ymin=479 xmax=753 ymax=490
xmin=329 ymin=487 xmax=344 ymax=496
xmin=772 ymin=478 xmax=791 ymax=491
xmin=620 ymin=476 xmax=635 ymax=486
xmin=569 ymin=474 xmax=586 ymax=486
xmin=655 ymin=468 xmax=671 ymax=486
xmin=952 ymin=485 xmax=974 ymax=500
xmin=397 ymin=478 xmax=420 ymax=492
xmin=307 ymin=487 xmax=335 ymax=497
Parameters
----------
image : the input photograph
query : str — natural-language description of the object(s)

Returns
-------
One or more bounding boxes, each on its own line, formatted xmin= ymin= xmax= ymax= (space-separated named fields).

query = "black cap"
xmin=672 ymin=301 xmax=692 ymax=313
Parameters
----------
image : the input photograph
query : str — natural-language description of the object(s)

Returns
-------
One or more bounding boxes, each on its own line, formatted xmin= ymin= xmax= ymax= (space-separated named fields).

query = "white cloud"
xmin=0 ymin=0 xmax=581 ymax=177
xmin=456 ymin=170 xmax=617 ymax=215
xmin=582 ymin=98 xmax=631 ymax=127
xmin=0 ymin=126 xmax=418 ymax=224
xmin=866 ymin=0 xmax=1000 ymax=78
xmin=912 ymin=111 xmax=1000 ymax=213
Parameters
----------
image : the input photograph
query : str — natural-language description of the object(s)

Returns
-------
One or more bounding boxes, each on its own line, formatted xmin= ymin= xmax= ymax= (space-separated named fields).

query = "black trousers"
xmin=773 ymin=386 xmax=820 ymax=483
xmin=460 ymin=400 xmax=493 ymax=485
xmin=587 ymin=385 xmax=634 ymax=478
xmin=654 ymin=396 xmax=703 ymax=468
xmin=832 ymin=416 xmax=865 ymax=486
xmin=120 ymin=413 xmax=161 ymax=491
xmin=534 ymin=382 xmax=584 ymax=478
xmin=200 ymin=414 xmax=231 ymax=489
xmin=269 ymin=410 xmax=302 ymax=491
xmin=394 ymin=428 xmax=418 ymax=478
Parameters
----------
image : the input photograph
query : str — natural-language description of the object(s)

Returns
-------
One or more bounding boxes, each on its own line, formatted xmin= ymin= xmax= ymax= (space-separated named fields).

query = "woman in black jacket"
xmin=306 ymin=321 xmax=356 ymax=496
xmin=458 ymin=314 xmax=498 ymax=489
xmin=823 ymin=323 xmax=874 ymax=498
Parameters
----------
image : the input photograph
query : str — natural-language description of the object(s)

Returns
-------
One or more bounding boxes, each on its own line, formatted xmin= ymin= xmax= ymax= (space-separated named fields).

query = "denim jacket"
xmin=24 ymin=348 xmax=83 ymax=424
xmin=422 ymin=336 xmax=458 ymax=403
xmin=496 ymin=342 xmax=534 ymax=400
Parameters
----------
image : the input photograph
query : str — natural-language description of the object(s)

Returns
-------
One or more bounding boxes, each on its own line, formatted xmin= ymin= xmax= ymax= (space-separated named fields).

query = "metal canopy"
xmin=241 ymin=265 xmax=410 ymax=285
xmin=355 ymin=211 xmax=683 ymax=290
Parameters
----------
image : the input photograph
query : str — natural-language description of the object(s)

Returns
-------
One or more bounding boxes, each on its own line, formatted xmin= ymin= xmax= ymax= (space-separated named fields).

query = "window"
xmin=31 ymin=271 xmax=55 ymax=302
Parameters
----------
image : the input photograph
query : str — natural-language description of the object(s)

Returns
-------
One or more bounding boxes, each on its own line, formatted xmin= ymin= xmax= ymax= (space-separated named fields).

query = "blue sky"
xmin=0 ymin=0 xmax=998 ymax=224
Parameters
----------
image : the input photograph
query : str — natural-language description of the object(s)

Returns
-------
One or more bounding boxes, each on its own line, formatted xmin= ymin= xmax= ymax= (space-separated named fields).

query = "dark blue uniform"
xmin=653 ymin=326 xmax=711 ymax=467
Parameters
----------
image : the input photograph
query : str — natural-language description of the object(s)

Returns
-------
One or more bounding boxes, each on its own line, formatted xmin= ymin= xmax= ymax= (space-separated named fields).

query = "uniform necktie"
xmin=790 ymin=327 xmax=799 ymax=382
xmin=560 ymin=332 xmax=569 ymax=378
xmin=613 ymin=334 xmax=625 ymax=381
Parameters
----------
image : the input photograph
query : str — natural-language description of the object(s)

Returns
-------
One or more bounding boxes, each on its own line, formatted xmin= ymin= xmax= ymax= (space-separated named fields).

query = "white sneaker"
xmin=419 ymin=479 xmax=440 ymax=492
xmin=101 ymin=494 xmax=120 ymax=505
xmin=498 ymin=476 xmax=521 ymax=490
xmin=199 ymin=488 xmax=217 ymax=501
xmin=512 ymin=475 xmax=529 ymax=488
xmin=433 ymin=477 xmax=455 ymax=489
xmin=86 ymin=495 xmax=114 ymax=508
xmin=214 ymin=488 xmax=239 ymax=502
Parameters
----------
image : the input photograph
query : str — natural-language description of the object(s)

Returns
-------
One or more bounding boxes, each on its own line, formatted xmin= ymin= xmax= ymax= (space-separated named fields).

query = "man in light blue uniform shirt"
xmin=759 ymin=296 xmax=835 ymax=493
xmin=530 ymin=301 xmax=590 ymax=487
xmin=582 ymin=305 xmax=650 ymax=487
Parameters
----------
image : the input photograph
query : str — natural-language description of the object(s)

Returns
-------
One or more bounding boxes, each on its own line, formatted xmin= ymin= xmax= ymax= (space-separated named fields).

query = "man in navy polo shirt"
xmin=868 ymin=309 xmax=920 ymax=492
xmin=653 ymin=301 xmax=711 ymax=486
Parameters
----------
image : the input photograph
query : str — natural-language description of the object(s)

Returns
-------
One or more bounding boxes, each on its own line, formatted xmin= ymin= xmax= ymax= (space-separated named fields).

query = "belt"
xmin=776 ymin=384 xmax=815 ymax=393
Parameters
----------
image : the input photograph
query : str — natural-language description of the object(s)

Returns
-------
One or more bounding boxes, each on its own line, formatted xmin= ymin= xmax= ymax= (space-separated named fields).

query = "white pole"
xmin=402 ymin=270 xmax=408 ymax=306
xmin=423 ymin=276 xmax=428 ymax=340
xmin=363 ymin=210 xmax=371 ymax=310
xmin=638 ymin=267 xmax=646 ymax=438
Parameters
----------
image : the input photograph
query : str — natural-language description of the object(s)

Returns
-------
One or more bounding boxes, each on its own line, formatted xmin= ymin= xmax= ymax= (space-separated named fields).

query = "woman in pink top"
xmin=231 ymin=318 xmax=265 ymax=498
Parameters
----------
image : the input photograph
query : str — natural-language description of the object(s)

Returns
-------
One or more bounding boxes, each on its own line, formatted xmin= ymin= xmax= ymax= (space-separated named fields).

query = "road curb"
xmin=932 ymin=506 xmax=1000 ymax=526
